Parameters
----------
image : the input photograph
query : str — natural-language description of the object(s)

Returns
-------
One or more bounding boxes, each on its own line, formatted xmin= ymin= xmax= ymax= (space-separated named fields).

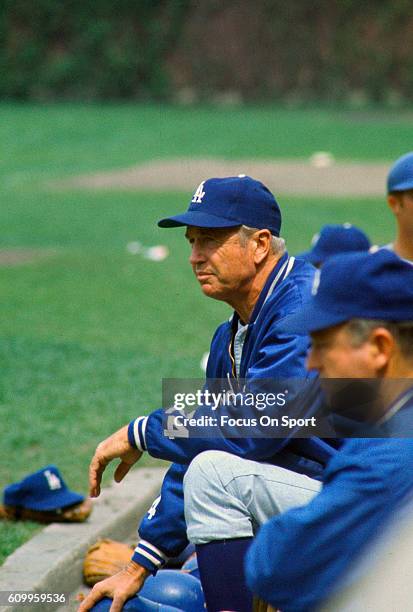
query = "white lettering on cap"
xmin=44 ymin=470 xmax=62 ymax=490
xmin=191 ymin=181 xmax=206 ymax=204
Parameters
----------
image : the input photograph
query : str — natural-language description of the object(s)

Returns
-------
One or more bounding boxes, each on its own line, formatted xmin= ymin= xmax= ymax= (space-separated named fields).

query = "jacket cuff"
xmin=128 ymin=417 xmax=148 ymax=452
xmin=132 ymin=540 xmax=169 ymax=574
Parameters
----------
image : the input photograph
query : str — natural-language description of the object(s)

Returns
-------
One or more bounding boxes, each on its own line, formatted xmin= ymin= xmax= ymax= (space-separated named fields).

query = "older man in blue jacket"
xmin=79 ymin=176 xmax=336 ymax=612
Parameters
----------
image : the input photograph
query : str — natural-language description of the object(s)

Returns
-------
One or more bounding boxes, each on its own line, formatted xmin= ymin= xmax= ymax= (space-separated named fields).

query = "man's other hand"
xmin=89 ymin=425 xmax=142 ymax=497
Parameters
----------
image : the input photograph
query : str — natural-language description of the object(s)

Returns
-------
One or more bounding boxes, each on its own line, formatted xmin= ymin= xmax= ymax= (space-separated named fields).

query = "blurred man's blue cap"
xmin=387 ymin=152 xmax=413 ymax=193
xmin=158 ymin=175 xmax=282 ymax=236
xmin=281 ymin=249 xmax=413 ymax=334
xmin=298 ymin=223 xmax=371 ymax=266
xmin=3 ymin=465 xmax=84 ymax=511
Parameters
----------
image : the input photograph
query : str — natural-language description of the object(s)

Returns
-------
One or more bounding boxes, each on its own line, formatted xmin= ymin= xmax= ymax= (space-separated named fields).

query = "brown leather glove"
xmin=253 ymin=598 xmax=278 ymax=612
xmin=83 ymin=538 xmax=134 ymax=586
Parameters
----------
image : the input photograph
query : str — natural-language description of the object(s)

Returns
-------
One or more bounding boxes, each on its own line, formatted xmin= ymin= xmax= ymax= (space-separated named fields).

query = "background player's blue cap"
xmin=281 ymin=249 xmax=413 ymax=334
xmin=298 ymin=223 xmax=371 ymax=266
xmin=158 ymin=175 xmax=282 ymax=236
xmin=3 ymin=465 xmax=84 ymax=511
xmin=387 ymin=152 xmax=413 ymax=193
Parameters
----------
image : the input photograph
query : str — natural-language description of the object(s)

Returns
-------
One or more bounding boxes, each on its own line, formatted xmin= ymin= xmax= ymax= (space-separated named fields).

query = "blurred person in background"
xmin=297 ymin=223 xmax=371 ymax=268
xmin=384 ymin=151 xmax=413 ymax=262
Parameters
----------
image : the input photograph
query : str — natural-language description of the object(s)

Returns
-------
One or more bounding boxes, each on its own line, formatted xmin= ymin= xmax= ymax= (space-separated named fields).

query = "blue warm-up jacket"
xmin=245 ymin=387 xmax=413 ymax=611
xmin=128 ymin=253 xmax=339 ymax=572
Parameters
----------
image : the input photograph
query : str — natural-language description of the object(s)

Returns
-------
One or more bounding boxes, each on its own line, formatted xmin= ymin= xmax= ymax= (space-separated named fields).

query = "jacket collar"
xmin=377 ymin=385 xmax=413 ymax=424
xmin=249 ymin=252 xmax=292 ymax=324
xmin=229 ymin=252 xmax=294 ymax=329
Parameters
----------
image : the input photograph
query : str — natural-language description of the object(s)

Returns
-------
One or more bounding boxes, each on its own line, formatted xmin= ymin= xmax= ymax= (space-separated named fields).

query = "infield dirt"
xmin=0 ymin=248 xmax=56 ymax=268
xmin=58 ymin=158 xmax=388 ymax=197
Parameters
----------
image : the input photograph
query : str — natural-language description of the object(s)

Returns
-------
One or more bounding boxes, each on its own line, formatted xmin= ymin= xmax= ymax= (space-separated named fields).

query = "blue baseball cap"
xmin=387 ymin=152 xmax=413 ymax=193
xmin=3 ymin=465 xmax=84 ymax=511
xmin=158 ymin=175 xmax=282 ymax=236
xmin=298 ymin=223 xmax=371 ymax=266
xmin=281 ymin=249 xmax=413 ymax=334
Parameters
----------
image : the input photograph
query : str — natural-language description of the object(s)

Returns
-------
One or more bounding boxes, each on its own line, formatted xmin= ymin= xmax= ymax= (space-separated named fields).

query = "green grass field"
xmin=0 ymin=103 xmax=409 ymax=562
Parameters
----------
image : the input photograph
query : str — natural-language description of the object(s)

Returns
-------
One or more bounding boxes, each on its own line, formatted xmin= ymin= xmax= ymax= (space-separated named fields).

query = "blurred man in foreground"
xmin=243 ymin=249 xmax=413 ymax=610
xmin=183 ymin=249 xmax=413 ymax=611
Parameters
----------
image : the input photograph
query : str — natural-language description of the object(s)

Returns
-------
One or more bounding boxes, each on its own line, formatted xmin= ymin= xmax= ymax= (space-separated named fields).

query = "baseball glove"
xmin=253 ymin=598 xmax=278 ymax=612
xmin=0 ymin=498 xmax=92 ymax=523
xmin=83 ymin=539 xmax=134 ymax=586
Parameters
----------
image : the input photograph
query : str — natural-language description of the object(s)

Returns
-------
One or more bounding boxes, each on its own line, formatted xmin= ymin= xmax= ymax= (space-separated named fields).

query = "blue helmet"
xmin=139 ymin=570 xmax=205 ymax=612
xmin=387 ymin=152 xmax=413 ymax=193
xmin=90 ymin=570 xmax=204 ymax=612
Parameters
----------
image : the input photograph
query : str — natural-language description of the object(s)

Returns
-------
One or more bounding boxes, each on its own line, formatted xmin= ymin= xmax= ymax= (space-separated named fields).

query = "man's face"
xmin=185 ymin=226 xmax=256 ymax=302
xmin=388 ymin=190 xmax=413 ymax=231
xmin=307 ymin=323 xmax=379 ymax=379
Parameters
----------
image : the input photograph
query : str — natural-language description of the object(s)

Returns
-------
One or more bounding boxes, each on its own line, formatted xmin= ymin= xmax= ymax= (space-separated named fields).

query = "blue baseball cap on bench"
xmin=281 ymin=249 xmax=413 ymax=334
xmin=158 ymin=175 xmax=282 ymax=236
xmin=3 ymin=465 xmax=84 ymax=511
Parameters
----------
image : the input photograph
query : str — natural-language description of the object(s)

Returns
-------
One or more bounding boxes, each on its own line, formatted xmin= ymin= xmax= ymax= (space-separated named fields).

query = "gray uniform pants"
xmin=184 ymin=450 xmax=321 ymax=544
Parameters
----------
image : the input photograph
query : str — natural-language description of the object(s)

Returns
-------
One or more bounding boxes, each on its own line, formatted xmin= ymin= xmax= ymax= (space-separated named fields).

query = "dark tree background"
xmin=1 ymin=0 xmax=412 ymax=102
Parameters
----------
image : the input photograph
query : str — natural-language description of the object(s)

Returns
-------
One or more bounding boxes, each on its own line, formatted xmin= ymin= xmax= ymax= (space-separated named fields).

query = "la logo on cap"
xmin=44 ymin=469 xmax=62 ymax=491
xmin=191 ymin=181 xmax=206 ymax=204
xmin=311 ymin=269 xmax=321 ymax=295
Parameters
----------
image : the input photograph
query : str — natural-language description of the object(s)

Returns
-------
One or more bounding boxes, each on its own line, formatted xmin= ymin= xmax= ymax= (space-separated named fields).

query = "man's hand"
xmin=89 ymin=425 xmax=142 ymax=497
xmin=78 ymin=561 xmax=150 ymax=612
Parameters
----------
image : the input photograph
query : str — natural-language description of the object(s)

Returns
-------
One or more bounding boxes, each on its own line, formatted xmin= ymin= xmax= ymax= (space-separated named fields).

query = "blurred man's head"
xmin=386 ymin=152 xmax=413 ymax=261
xmin=387 ymin=152 xmax=413 ymax=195
xmin=281 ymin=250 xmax=413 ymax=380
xmin=298 ymin=223 xmax=370 ymax=268
xmin=307 ymin=319 xmax=413 ymax=379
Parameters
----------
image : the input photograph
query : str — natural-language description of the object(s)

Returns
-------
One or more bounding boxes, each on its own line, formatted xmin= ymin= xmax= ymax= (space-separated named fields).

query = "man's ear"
xmin=387 ymin=194 xmax=403 ymax=215
xmin=369 ymin=327 xmax=395 ymax=372
xmin=253 ymin=230 xmax=272 ymax=264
